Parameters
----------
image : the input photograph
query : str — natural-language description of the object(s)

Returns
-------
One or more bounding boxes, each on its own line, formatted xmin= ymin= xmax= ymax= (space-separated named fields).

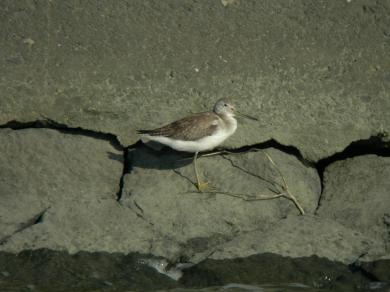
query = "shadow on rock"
xmin=128 ymin=143 xmax=193 ymax=170
xmin=106 ymin=151 xmax=124 ymax=163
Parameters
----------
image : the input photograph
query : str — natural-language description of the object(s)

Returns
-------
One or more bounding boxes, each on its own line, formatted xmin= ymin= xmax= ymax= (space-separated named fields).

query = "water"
xmin=0 ymin=249 xmax=388 ymax=292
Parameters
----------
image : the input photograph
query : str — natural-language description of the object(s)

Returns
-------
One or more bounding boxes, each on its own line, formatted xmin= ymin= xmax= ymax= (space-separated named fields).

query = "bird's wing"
xmin=138 ymin=112 xmax=220 ymax=141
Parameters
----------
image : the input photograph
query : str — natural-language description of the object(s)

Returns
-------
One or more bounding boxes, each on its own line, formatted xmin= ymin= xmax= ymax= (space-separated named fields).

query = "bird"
xmin=138 ymin=98 xmax=256 ymax=192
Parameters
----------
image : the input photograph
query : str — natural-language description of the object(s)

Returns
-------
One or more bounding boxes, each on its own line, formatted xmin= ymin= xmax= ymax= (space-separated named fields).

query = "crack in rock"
xmin=0 ymin=119 xmax=122 ymax=148
xmin=172 ymin=169 xmax=195 ymax=187
xmin=0 ymin=208 xmax=49 ymax=246
xmin=220 ymin=154 xmax=279 ymax=191
xmin=116 ymin=147 xmax=130 ymax=201
xmin=315 ymin=134 xmax=390 ymax=213
xmin=0 ymin=119 xmax=128 ymax=204
xmin=2 ymin=119 xmax=390 ymax=265
xmin=4 ymin=119 xmax=388 ymax=211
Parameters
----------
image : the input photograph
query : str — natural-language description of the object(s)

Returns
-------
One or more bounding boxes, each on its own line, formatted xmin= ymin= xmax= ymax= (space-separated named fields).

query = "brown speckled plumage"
xmin=138 ymin=112 xmax=219 ymax=141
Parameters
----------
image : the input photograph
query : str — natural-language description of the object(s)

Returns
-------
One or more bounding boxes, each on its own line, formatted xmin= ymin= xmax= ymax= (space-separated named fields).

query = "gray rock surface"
xmin=1 ymin=0 xmax=389 ymax=270
xmin=0 ymin=128 xmax=152 ymax=253
xmin=1 ymin=1 xmax=390 ymax=161
xmin=206 ymin=215 xmax=373 ymax=264
xmin=317 ymin=155 xmax=390 ymax=260
xmin=1 ymin=128 xmax=388 ymax=266
xmin=120 ymin=146 xmax=321 ymax=260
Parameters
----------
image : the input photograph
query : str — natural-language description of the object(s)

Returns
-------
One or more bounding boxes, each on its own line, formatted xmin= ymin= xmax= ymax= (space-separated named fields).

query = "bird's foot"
xmin=196 ymin=181 xmax=214 ymax=192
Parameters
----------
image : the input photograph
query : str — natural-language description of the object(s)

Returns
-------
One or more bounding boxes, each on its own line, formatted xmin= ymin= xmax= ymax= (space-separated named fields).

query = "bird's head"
xmin=213 ymin=98 xmax=259 ymax=121
xmin=213 ymin=98 xmax=236 ymax=117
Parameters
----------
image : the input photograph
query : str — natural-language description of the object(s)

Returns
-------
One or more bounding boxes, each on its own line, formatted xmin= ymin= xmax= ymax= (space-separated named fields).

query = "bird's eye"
xmin=224 ymin=103 xmax=227 ymax=107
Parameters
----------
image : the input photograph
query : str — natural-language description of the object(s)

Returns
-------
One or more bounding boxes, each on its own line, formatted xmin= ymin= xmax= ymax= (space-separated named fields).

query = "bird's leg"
xmin=193 ymin=151 xmax=210 ymax=192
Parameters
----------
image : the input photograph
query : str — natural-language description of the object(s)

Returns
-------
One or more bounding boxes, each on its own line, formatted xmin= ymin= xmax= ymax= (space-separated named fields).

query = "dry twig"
xmin=263 ymin=152 xmax=305 ymax=215
xmin=192 ymin=190 xmax=286 ymax=202
xmin=197 ymin=150 xmax=305 ymax=215
xmin=184 ymin=147 xmax=305 ymax=214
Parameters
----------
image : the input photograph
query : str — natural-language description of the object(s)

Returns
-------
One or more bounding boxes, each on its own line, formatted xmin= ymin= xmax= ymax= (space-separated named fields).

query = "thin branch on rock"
xmin=198 ymin=150 xmax=305 ymax=215
xmin=263 ymin=152 xmax=305 ymax=215
xmin=200 ymin=148 xmax=259 ymax=158
xmin=181 ymin=148 xmax=305 ymax=214
xmin=200 ymin=150 xmax=231 ymax=157
xmin=201 ymin=190 xmax=286 ymax=202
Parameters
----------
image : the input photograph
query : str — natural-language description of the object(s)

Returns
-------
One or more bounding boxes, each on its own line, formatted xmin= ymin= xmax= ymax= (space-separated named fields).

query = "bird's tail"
xmin=137 ymin=130 xmax=152 ymax=144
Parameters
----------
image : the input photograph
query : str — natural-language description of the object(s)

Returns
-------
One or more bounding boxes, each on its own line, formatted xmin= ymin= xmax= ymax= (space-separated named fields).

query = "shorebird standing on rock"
xmin=138 ymin=98 xmax=257 ymax=192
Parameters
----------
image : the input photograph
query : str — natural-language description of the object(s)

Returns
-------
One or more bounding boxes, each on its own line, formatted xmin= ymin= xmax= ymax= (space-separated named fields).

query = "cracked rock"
xmin=0 ymin=128 xmax=153 ymax=253
xmin=120 ymin=145 xmax=321 ymax=260
xmin=317 ymin=155 xmax=390 ymax=260
xmin=1 ymin=1 xmax=389 ymax=161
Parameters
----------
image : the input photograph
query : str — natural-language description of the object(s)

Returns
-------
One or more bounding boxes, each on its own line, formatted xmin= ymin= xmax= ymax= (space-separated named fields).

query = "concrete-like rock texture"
xmin=120 ymin=146 xmax=320 ymax=260
xmin=317 ymin=155 xmax=390 ymax=260
xmin=0 ymin=128 xmax=152 ymax=254
xmin=1 ymin=129 xmax=388 ymax=266
xmin=1 ymin=0 xmax=390 ymax=286
xmin=207 ymin=215 xmax=373 ymax=264
xmin=1 ymin=0 xmax=390 ymax=161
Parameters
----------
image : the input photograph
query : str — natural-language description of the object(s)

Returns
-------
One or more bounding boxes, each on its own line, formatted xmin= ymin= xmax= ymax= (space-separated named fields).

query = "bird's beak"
xmin=236 ymin=110 xmax=259 ymax=121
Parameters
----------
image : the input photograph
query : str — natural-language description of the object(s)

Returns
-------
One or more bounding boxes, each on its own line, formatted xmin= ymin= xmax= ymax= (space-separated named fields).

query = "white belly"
xmin=142 ymin=117 xmax=237 ymax=153
xmin=144 ymin=130 xmax=230 ymax=152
